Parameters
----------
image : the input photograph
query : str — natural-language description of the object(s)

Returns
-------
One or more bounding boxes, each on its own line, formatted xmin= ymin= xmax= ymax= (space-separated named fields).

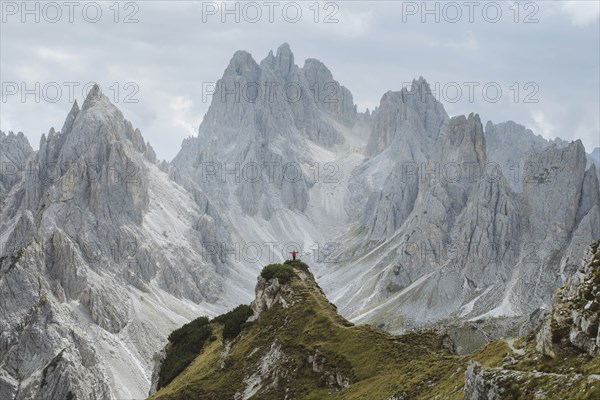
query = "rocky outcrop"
xmin=536 ymin=240 xmax=600 ymax=358
xmin=463 ymin=362 xmax=502 ymax=400
xmin=306 ymin=348 xmax=351 ymax=390
xmin=462 ymin=362 xmax=583 ymax=400
xmin=235 ymin=341 xmax=289 ymax=400
xmin=251 ymin=276 xmax=289 ymax=318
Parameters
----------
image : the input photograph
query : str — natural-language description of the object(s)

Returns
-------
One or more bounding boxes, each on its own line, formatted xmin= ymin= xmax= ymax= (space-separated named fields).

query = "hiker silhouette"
xmin=290 ymin=250 xmax=298 ymax=260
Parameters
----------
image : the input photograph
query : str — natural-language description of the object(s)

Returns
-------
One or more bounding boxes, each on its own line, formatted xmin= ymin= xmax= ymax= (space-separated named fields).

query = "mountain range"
xmin=0 ymin=43 xmax=598 ymax=399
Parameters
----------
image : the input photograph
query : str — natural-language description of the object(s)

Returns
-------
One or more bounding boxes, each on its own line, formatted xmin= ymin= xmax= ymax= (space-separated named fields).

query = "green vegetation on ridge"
xmin=260 ymin=263 xmax=295 ymax=284
xmin=151 ymin=262 xmax=470 ymax=399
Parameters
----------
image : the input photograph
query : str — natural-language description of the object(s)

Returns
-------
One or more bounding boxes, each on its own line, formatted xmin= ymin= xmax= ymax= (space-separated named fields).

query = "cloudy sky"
xmin=1 ymin=0 xmax=599 ymax=160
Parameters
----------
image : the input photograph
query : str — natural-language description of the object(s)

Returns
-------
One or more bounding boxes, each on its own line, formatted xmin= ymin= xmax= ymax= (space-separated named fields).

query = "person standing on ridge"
xmin=290 ymin=250 xmax=298 ymax=260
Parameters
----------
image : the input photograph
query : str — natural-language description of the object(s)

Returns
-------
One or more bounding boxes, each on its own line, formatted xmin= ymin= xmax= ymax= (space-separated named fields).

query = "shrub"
xmin=261 ymin=263 xmax=295 ymax=284
xmin=158 ymin=316 xmax=212 ymax=390
xmin=283 ymin=259 xmax=310 ymax=271
xmin=212 ymin=304 xmax=254 ymax=341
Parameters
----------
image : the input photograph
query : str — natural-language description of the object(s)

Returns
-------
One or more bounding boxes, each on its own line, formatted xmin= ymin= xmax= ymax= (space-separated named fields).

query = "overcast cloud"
xmin=1 ymin=0 xmax=599 ymax=160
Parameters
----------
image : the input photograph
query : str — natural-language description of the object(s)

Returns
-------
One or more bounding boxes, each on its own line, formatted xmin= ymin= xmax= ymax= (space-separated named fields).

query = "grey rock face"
xmin=590 ymin=147 xmax=600 ymax=164
xmin=523 ymin=140 xmax=587 ymax=236
xmin=484 ymin=120 xmax=569 ymax=192
xmin=250 ymin=276 xmax=289 ymax=319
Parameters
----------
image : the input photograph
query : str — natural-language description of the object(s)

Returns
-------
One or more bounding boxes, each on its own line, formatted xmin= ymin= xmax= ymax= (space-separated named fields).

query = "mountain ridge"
xmin=151 ymin=245 xmax=600 ymax=399
xmin=149 ymin=260 xmax=467 ymax=399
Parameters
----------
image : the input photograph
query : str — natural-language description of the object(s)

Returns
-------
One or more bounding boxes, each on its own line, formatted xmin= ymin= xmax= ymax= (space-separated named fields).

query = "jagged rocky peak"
xmin=1 ymin=81 xmax=236 ymax=399
xmin=301 ymin=57 xmax=356 ymax=125
xmin=258 ymin=43 xmax=296 ymax=76
xmin=367 ymin=76 xmax=448 ymax=156
xmin=226 ymin=49 xmax=259 ymax=77
xmin=441 ymin=112 xmax=486 ymax=168
xmin=0 ymin=129 xmax=33 ymax=202
xmin=523 ymin=140 xmax=590 ymax=237
xmin=273 ymin=42 xmax=294 ymax=76
xmin=206 ymin=42 xmax=356 ymax=138
xmin=172 ymin=43 xmax=359 ymax=217
xmin=0 ymin=129 xmax=33 ymax=157
xmin=17 ymin=83 xmax=151 ymax=220
xmin=61 ymin=100 xmax=80 ymax=135
xmin=81 ymin=83 xmax=103 ymax=107
xmin=39 ymin=84 xmax=147 ymax=157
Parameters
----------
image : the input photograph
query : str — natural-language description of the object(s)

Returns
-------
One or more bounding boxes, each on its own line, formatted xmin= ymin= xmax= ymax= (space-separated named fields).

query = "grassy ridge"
xmin=151 ymin=259 xmax=600 ymax=399
xmin=151 ymin=263 xmax=471 ymax=399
